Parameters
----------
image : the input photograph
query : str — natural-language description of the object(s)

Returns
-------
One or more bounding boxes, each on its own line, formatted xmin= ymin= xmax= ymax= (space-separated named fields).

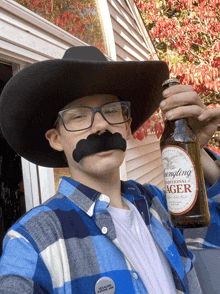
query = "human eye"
xmin=104 ymin=105 xmax=121 ymax=114
xmin=104 ymin=109 xmax=114 ymax=114
xmin=65 ymin=109 xmax=89 ymax=121
xmin=66 ymin=113 xmax=82 ymax=120
xmin=72 ymin=114 xmax=84 ymax=119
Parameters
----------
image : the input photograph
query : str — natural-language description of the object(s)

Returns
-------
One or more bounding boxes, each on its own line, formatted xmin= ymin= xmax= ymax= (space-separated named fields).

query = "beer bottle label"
xmin=162 ymin=146 xmax=198 ymax=215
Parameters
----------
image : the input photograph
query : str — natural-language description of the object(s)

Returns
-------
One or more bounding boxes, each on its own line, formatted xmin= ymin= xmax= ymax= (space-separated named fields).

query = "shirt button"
xmin=99 ymin=195 xmax=105 ymax=201
xmin=133 ymin=273 xmax=138 ymax=279
xmin=99 ymin=194 xmax=109 ymax=202
xmin=102 ymin=227 xmax=108 ymax=234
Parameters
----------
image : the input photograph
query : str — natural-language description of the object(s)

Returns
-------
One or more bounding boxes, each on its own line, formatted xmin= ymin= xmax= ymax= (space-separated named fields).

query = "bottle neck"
xmin=163 ymin=117 xmax=197 ymax=141
xmin=165 ymin=117 xmax=188 ymax=129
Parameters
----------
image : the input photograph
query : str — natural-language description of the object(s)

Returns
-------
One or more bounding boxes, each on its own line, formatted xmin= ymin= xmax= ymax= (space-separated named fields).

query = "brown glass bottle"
xmin=160 ymin=78 xmax=211 ymax=228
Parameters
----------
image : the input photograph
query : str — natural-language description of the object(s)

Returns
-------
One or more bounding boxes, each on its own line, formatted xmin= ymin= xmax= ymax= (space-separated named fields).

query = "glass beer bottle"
xmin=160 ymin=78 xmax=211 ymax=228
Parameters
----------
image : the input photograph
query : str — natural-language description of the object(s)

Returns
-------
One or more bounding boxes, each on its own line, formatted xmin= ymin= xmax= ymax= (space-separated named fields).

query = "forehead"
xmin=62 ymin=94 xmax=120 ymax=109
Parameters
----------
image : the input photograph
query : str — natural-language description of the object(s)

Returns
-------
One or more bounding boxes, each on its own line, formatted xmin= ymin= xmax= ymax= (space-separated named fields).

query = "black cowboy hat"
xmin=0 ymin=46 xmax=169 ymax=167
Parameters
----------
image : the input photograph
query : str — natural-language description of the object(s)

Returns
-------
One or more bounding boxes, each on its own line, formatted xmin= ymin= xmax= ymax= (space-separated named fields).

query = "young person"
xmin=0 ymin=46 xmax=220 ymax=294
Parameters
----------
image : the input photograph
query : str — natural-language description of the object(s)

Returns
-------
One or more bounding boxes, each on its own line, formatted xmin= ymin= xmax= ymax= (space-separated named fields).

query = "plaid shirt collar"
xmin=57 ymin=176 xmax=146 ymax=217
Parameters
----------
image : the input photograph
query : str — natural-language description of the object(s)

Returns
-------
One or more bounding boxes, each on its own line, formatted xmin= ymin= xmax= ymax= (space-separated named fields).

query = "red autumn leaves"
xmin=133 ymin=0 xmax=220 ymax=141
xmin=133 ymin=109 xmax=165 ymax=141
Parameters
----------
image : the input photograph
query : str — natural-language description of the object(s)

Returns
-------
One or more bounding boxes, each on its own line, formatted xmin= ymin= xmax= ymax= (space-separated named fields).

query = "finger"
xmin=163 ymin=84 xmax=194 ymax=98
xmin=198 ymin=108 xmax=220 ymax=121
xmin=164 ymin=105 xmax=204 ymax=120
xmin=160 ymin=91 xmax=206 ymax=111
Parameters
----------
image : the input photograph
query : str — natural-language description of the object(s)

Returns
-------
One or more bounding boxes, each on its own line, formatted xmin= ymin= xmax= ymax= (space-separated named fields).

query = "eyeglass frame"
xmin=56 ymin=100 xmax=131 ymax=132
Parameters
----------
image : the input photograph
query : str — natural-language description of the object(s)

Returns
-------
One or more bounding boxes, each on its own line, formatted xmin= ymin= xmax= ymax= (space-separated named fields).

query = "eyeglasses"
xmin=57 ymin=101 xmax=131 ymax=132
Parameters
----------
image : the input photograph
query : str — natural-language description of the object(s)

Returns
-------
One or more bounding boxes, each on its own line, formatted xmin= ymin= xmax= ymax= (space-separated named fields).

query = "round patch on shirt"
xmin=95 ymin=277 xmax=115 ymax=294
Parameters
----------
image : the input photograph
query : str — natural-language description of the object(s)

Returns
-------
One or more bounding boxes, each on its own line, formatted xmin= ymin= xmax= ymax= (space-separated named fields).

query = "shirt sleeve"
xmin=203 ymin=147 xmax=220 ymax=201
xmin=0 ymin=228 xmax=51 ymax=293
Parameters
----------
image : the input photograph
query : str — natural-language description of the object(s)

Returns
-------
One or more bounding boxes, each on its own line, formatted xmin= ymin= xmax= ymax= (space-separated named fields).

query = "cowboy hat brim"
xmin=0 ymin=58 xmax=169 ymax=167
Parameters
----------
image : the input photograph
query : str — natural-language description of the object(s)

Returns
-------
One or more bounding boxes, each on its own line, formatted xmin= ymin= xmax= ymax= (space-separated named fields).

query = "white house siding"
xmin=107 ymin=0 xmax=165 ymax=189
xmin=0 ymin=0 xmax=98 ymax=64
xmin=125 ymin=134 xmax=165 ymax=189
xmin=107 ymin=0 xmax=150 ymax=61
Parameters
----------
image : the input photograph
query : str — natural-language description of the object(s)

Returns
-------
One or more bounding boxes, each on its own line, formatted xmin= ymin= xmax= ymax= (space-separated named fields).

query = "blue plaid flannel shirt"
xmin=0 ymin=149 xmax=220 ymax=294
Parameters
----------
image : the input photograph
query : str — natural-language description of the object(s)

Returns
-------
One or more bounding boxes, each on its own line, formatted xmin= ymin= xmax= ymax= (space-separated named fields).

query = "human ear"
xmin=45 ymin=128 xmax=64 ymax=151
xmin=126 ymin=118 xmax=132 ymax=140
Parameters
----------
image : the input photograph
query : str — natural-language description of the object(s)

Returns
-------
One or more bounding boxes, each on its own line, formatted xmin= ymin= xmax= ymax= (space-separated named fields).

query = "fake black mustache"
xmin=72 ymin=131 xmax=127 ymax=163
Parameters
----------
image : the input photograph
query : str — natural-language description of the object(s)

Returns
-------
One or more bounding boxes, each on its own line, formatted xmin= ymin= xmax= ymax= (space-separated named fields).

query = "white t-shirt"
xmin=107 ymin=197 xmax=177 ymax=294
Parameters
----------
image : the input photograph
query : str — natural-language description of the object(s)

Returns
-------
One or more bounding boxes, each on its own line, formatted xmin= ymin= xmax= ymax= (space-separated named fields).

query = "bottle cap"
xmin=162 ymin=78 xmax=180 ymax=87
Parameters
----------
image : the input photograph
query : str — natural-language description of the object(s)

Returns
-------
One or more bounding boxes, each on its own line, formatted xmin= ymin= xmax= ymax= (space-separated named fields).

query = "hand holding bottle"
xmin=159 ymin=84 xmax=220 ymax=149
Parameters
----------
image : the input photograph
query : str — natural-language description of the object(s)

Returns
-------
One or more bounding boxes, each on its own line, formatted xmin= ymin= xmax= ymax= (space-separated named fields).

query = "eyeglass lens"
xmin=62 ymin=101 xmax=129 ymax=131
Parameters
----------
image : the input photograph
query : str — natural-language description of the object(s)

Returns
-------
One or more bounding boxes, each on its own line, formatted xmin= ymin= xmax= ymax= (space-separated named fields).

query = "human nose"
xmin=91 ymin=111 xmax=110 ymax=133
